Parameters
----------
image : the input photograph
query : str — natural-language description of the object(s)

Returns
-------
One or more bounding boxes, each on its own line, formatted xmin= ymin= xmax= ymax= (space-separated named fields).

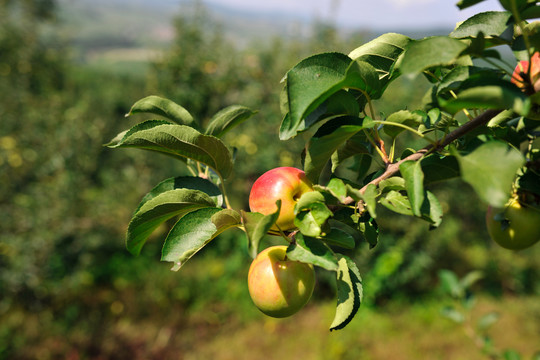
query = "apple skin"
xmin=511 ymin=52 xmax=540 ymax=93
xmin=249 ymin=167 xmax=313 ymax=231
xmin=248 ymin=245 xmax=315 ymax=318
xmin=486 ymin=198 xmax=540 ymax=250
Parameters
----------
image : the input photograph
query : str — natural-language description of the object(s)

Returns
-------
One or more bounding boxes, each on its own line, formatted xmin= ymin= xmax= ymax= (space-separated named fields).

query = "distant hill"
xmin=56 ymin=0 xmax=452 ymax=64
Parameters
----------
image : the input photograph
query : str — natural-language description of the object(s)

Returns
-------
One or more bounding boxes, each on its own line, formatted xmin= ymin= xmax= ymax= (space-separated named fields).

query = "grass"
xmin=6 ymin=294 xmax=536 ymax=360
xmin=187 ymin=296 xmax=539 ymax=360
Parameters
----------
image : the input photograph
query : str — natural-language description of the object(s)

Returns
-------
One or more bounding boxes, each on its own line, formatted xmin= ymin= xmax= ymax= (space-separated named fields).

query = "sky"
xmin=204 ymin=0 xmax=504 ymax=30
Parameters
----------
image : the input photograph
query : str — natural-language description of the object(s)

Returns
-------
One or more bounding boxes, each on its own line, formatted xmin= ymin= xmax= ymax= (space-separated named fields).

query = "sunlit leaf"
xmin=205 ymin=105 xmax=257 ymax=138
xmin=135 ymin=176 xmax=222 ymax=213
xmin=126 ymin=189 xmax=216 ymax=255
xmin=400 ymin=160 xmax=425 ymax=217
xmin=126 ymin=95 xmax=196 ymax=128
xmin=450 ymin=11 xmax=513 ymax=42
xmin=108 ymin=122 xmax=234 ymax=179
xmin=330 ymin=255 xmax=363 ymax=331
xmin=400 ymin=36 xmax=468 ymax=75
xmin=348 ymin=32 xmax=411 ymax=88
xmin=287 ymin=233 xmax=338 ymax=271
xmin=304 ymin=116 xmax=375 ymax=183
xmin=242 ymin=201 xmax=281 ymax=259
xmin=161 ymin=208 xmax=241 ymax=268
xmin=453 ymin=141 xmax=525 ymax=207
xmin=294 ymin=192 xmax=333 ymax=237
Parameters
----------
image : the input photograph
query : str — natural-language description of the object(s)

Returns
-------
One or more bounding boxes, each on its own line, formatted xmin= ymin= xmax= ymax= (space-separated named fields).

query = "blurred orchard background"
xmin=1 ymin=0 xmax=539 ymax=359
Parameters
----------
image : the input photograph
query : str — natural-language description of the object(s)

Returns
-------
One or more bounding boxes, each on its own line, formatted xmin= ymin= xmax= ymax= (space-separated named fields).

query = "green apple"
xmin=249 ymin=167 xmax=313 ymax=231
xmin=247 ymin=245 xmax=315 ymax=318
xmin=486 ymin=197 xmax=540 ymax=250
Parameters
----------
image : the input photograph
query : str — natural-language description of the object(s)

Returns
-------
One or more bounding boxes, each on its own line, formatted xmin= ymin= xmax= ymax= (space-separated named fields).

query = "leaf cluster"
xmin=109 ymin=0 xmax=540 ymax=331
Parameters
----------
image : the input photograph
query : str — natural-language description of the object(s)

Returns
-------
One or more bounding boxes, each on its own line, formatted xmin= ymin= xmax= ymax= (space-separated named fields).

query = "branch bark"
xmin=344 ymin=109 xmax=502 ymax=202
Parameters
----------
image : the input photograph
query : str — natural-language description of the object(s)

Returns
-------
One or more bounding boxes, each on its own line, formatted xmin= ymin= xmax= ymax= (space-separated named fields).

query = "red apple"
xmin=249 ymin=167 xmax=313 ymax=231
xmin=486 ymin=197 xmax=540 ymax=250
xmin=247 ymin=245 xmax=315 ymax=318
xmin=511 ymin=52 xmax=540 ymax=93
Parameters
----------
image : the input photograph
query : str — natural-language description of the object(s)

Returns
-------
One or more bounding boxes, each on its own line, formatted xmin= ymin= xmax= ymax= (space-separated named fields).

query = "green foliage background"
xmin=0 ymin=0 xmax=538 ymax=358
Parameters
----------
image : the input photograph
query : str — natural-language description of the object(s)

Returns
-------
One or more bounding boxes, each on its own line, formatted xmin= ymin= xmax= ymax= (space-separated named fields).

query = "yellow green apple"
xmin=247 ymin=245 xmax=315 ymax=318
xmin=486 ymin=197 xmax=540 ymax=250
xmin=248 ymin=167 xmax=313 ymax=231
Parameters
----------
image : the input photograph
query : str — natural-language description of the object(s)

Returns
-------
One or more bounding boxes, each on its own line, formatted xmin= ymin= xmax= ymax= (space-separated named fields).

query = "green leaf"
xmin=400 ymin=36 xmax=468 ymax=75
xmin=502 ymin=349 xmax=522 ymax=360
xmin=441 ymin=306 xmax=465 ymax=323
xmin=422 ymin=191 xmax=443 ymax=228
xmin=437 ymin=66 xmax=504 ymax=97
xmin=282 ymin=53 xmax=380 ymax=139
xmin=330 ymin=132 xmax=370 ymax=173
xmin=460 ymin=270 xmax=484 ymax=290
xmin=362 ymin=184 xmax=379 ymax=219
xmin=358 ymin=215 xmax=379 ymax=248
xmin=126 ymin=189 xmax=216 ymax=255
xmin=438 ymin=269 xmax=463 ymax=298
xmin=241 ymin=202 xmax=281 ymax=259
xmin=440 ymin=80 xmax=530 ymax=115
xmin=421 ymin=155 xmax=460 ymax=185
xmin=323 ymin=223 xmax=357 ymax=249
xmin=326 ymin=178 xmax=348 ymax=202
xmin=330 ymin=255 xmax=363 ymax=331
xmin=450 ymin=11 xmax=513 ymax=41
xmin=205 ymin=105 xmax=257 ymax=138
xmin=400 ymin=160 xmax=425 ymax=217
xmin=287 ymin=233 xmax=338 ymax=271
xmin=383 ymin=110 xmax=425 ymax=138
xmin=285 ymin=52 xmax=353 ymax=137
xmin=453 ymin=141 xmax=525 ymax=207
xmin=477 ymin=312 xmax=500 ymax=331
xmin=379 ymin=190 xmax=413 ymax=216
xmin=108 ymin=122 xmax=234 ymax=179
xmin=343 ymin=60 xmax=381 ymax=98
xmin=126 ymin=95 xmax=196 ymax=128
xmin=379 ymin=177 xmax=406 ymax=193
xmin=294 ymin=192 xmax=333 ymax=237
xmin=348 ymin=32 xmax=411 ymax=87
xmin=304 ymin=116 xmax=375 ymax=183
xmin=135 ymin=176 xmax=222 ymax=213
xmin=456 ymin=0 xmax=487 ymax=10
xmin=161 ymin=208 xmax=241 ymax=268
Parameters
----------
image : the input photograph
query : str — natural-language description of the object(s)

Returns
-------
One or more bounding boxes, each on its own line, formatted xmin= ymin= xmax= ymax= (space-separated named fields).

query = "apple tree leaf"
xmin=456 ymin=0 xmax=487 ymax=10
xmin=439 ymin=78 xmax=530 ymax=115
xmin=126 ymin=189 xmax=217 ymax=256
xmin=242 ymin=201 xmax=281 ymax=259
xmin=323 ymin=224 xmax=357 ymax=249
xmin=161 ymin=207 xmax=241 ymax=269
xmin=348 ymin=32 xmax=411 ymax=87
xmin=399 ymin=160 xmax=425 ymax=217
xmin=294 ymin=192 xmax=333 ymax=237
xmin=330 ymin=255 xmax=363 ymax=331
xmin=453 ymin=141 xmax=525 ymax=207
xmin=107 ymin=121 xmax=234 ymax=180
xmin=379 ymin=190 xmax=413 ymax=216
xmin=357 ymin=214 xmax=379 ymax=248
xmin=126 ymin=95 xmax=197 ymax=128
xmin=450 ymin=11 xmax=513 ymax=42
xmin=135 ymin=176 xmax=223 ymax=213
xmin=205 ymin=105 xmax=257 ymax=138
xmin=399 ymin=36 xmax=469 ymax=75
xmin=286 ymin=233 xmax=338 ymax=271
xmin=283 ymin=52 xmax=353 ymax=138
xmin=304 ymin=116 xmax=375 ymax=183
